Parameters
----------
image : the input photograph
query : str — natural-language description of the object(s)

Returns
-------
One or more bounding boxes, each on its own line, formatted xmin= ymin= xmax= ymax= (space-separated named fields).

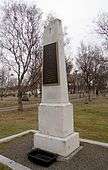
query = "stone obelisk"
xmin=34 ymin=19 xmax=79 ymax=157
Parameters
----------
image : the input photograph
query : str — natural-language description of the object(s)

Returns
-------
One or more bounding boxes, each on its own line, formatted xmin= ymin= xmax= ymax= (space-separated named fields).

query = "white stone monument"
xmin=34 ymin=19 xmax=79 ymax=157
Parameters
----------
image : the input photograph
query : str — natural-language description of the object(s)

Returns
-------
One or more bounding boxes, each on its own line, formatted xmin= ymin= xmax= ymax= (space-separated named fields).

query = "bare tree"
xmin=96 ymin=13 xmax=108 ymax=49
xmin=76 ymin=42 xmax=107 ymax=101
xmin=27 ymin=48 xmax=42 ymax=97
xmin=0 ymin=2 xmax=42 ymax=110
xmin=0 ymin=66 xmax=8 ymax=100
xmin=65 ymin=57 xmax=73 ymax=92
xmin=95 ymin=13 xmax=108 ymax=95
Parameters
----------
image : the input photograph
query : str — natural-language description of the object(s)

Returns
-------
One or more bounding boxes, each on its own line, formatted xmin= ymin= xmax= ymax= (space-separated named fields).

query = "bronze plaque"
xmin=43 ymin=42 xmax=59 ymax=85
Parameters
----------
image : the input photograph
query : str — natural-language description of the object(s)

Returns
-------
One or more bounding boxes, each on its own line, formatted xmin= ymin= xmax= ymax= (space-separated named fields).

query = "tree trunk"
xmin=88 ymin=92 xmax=91 ymax=101
xmin=17 ymin=89 xmax=23 ymax=111
xmin=96 ymin=89 xmax=99 ymax=96
xmin=0 ymin=91 xmax=3 ymax=100
xmin=34 ymin=88 xmax=38 ymax=97
xmin=0 ymin=96 xmax=3 ymax=100
xmin=87 ymin=87 xmax=91 ymax=101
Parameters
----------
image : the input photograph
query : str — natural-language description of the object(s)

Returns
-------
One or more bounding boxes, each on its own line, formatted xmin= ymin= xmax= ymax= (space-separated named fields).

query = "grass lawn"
xmin=0 ymin=108 xmax=37 ymax=139
xmin=0 ymin=163 xmax=11 ymax=170
xmin=0 ymin=96 xmax=38 ymax=108
xmin=0 ymin=97 xmax=18 ymax=108
xmin=0 ymin=96 xmax=108 ymax=143
xmin=72 ymin=96 xmax=108 ymax=143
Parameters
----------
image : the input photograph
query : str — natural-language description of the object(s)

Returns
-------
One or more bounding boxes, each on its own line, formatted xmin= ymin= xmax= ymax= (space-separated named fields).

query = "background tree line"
xmin=0 ymin=1 xmax=108 ymax=110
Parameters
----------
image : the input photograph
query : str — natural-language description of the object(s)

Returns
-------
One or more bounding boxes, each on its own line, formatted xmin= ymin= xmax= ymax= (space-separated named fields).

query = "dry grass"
xmin=0 ymin=96 xmax=108 ymax=143
xmin=0 ymin=108 xmax=37 ymax=139
xmin=71 ymin=96 xmax=108 ymax=142
xmin=0 ymin=96 xmax=39 ymax=108
xmin=0 ymin=163 xmax=11 ymax=170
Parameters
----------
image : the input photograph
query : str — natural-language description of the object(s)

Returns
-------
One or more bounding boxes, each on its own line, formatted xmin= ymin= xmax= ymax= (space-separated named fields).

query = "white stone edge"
xmin=40 ymin=103 xmax=72 ymax=106
xmin=0 ymin=130 xmax=37 ymax=144
xmin=0 ymin=129 xmax=108 ymax=148
xmin=0 ymin=155 xmax=31 ymax=170
xmin=0 ymin=130 xmax=36 ymax=170
xmin=0 ymin=130 xmax=108 ymax=148
xmin=0 ymin=130 xmax=108 ymax=169
xmin=80 ymin=138 xmax=108 ymax=148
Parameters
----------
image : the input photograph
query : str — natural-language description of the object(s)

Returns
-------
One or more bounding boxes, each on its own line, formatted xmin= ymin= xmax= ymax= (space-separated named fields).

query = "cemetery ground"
xmin=0 ymin=163 xmax=11 ymax=170
xmin=0 ymin=96 xmax=40 ymax=108
xmin=0 ymin=132 xmax=108 ymax=170
xmin=0 ymin=95 xmax=108 ymax=143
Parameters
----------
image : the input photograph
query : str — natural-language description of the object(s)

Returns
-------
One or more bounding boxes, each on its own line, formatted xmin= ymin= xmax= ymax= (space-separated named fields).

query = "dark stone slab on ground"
xmin=0 ymin=133 xmax=108 ymax=170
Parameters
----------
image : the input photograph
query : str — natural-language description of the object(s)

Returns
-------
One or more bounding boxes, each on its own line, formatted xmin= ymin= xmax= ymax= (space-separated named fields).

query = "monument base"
xmin=34 ymin=132 xmax=79 ymax=157
xmin=38 ymin=103 xmax=74 ymax=138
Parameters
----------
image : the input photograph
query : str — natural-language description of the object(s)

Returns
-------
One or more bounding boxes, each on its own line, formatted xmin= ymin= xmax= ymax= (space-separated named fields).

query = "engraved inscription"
xmin=43 ymin=42 xmax=59 ymax=85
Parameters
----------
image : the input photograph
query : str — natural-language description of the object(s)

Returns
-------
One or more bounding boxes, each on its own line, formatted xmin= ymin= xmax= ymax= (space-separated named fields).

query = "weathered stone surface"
xmin=34 ymin=132 xmax=79 ymax=157
xmin=34 ymin=19 xmax=79 ymax=157
xmin=38 ymin=103 xmax=74 ymax=137
xmin=41 ymin=19 xmax=69 ymax=104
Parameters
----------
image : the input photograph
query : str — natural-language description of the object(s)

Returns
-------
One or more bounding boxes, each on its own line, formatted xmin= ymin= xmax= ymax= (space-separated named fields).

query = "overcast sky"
xmin=1 ymin=0 xmax=108 ymax=55
xmin=36 ymin=0 xmax=108 ymax=55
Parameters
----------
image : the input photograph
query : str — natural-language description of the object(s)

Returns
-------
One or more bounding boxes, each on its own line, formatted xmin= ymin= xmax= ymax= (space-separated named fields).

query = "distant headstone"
xmin=34 ymin=19 xmax=79 ymax=157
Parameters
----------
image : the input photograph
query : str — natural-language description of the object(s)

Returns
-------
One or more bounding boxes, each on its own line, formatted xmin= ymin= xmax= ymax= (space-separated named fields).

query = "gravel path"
xmin=0 ymin=133 xmax=108 ymax=170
